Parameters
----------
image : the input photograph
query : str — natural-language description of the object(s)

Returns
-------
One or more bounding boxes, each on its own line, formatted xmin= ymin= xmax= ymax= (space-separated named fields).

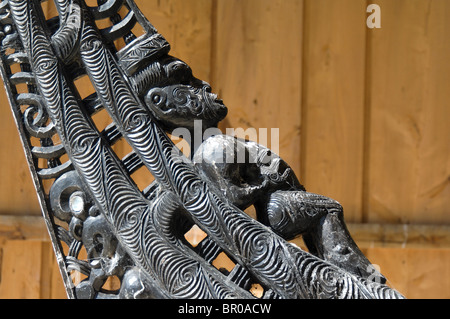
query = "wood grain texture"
xmin=301 ymin=0 xmax=367 ymax=222
xmin=365 ymin=0 xmax=450 ymax=224
xmin=213 ymin=0 xmax=303 ymax=176
xmin=0 ymin=240 xmax=66 ymax=299
xmin=0 ymin=86 xmax=41 ymax=216
xmin=135 ymin=0 xmax=213 ymax=82
xmin=363 ymin=247 xmax=450 ymax=299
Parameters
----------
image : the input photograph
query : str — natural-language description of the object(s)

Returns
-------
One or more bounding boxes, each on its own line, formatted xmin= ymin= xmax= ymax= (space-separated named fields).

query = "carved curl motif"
xmin=0 ymin=0 xmax=404 ymax=299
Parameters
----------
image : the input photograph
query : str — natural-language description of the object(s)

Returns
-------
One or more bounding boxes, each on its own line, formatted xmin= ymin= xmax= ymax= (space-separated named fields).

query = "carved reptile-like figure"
xmin=0 ymin=0 xmax=404 ymax=299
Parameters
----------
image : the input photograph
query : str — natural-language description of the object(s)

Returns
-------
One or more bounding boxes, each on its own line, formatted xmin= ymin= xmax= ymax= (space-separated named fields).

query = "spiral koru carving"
xmin=0 ymin=0 xmax=404 ymax=299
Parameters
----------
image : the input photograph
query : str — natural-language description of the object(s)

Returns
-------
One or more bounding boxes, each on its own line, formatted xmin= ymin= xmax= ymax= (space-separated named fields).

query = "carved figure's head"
xmin=142 ymin=56 xmax=228 ymax=133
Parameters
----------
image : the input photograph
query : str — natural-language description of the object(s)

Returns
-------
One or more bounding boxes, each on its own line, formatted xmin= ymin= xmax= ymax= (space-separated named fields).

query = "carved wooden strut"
xmin=0 ymin=0 xmax=404 ymax=299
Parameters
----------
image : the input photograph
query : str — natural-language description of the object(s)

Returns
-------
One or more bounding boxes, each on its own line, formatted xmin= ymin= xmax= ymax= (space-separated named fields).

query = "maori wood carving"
xmin=0 ymin=0 xmax=404 ymax=299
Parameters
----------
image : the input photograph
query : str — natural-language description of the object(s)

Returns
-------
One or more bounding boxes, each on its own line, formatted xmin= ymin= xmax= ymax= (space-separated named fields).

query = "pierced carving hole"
xmin=4 ymin=47 xmax=15 ymax=55
xmin=249 ymin=283 xmax=264 ymax=298
xmin=113 ymin=6 xmax=136 ymax=50
xmin=42 ymin=178 xmax=55 ymax=195
xmin=29 ymin=136 xmax=41 ymax=147
xmin=37 ymin=157 xmax=49 ymax=170
xmin=15 ymin=83 xmax=29 ymax=94
xmin=95 ymin=17 xmax=114 ymax=30
xmin=111 ymin=137 xmax=133 ymax=158
xmin=74 ymin=75 xmax=97 ymax=100
xmin=51 ymin=131 xmax=62 ymax=144
xmin=57 ymin=154 xmax=69 ymax=168
xmin=41 ymin=0 xmax=59 ymax=21
xmin=289 ymin=236 xmax=309 ymax=252
xmin=19 ymin=103 xmax=30 ymax=114
xmin=91 ymin=108 xmax=113 ymax=134
xmin=184 ymin=225 xmax=207 ymax=248
xmin=59 ymin=240 xmax=70 ymax=258
xmin=77 ymin=245 xmax=88 ymax=261
xmin=130 ymin=22 xmax=145 ymax=39
xmin=69 ymin=269 xmax=88 ymax=287
xmin=9 ymin=63 xmax=21 ymax=75
xmin=212 ymin=252 xmax=236 ymax=275
xmin=114 ymin=39 xmax=126 ymax=52
xmin=244 ymin=205 xmax=257 ymax=220
xmin=85 ymin=0 xmax=100 ymax=7
xmin=117 ymin=5 xmax=130 ymax=20
xmin=101 ymin=275 xmax=121 ymax=293
xmin=130 ymin=165 xmax=155 ymax=192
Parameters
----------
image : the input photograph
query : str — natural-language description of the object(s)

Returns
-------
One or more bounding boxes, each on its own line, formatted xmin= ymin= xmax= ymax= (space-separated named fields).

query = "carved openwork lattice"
xmin=0 ymin=0 xmax=404 ymax=299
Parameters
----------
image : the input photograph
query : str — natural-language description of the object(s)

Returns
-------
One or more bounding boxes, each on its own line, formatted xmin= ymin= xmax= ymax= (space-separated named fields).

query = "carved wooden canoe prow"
xmin=0 ymin=0 xmax=404 ymax=299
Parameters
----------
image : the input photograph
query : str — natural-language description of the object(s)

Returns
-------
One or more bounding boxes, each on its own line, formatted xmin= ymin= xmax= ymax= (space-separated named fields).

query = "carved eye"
xmin=149 ymin=91 xmax=166 ymax=106
xmin=145 ymin=89 xmax=169 ymax=113
xmin=152 ymin=94 xmax=162 ymax=104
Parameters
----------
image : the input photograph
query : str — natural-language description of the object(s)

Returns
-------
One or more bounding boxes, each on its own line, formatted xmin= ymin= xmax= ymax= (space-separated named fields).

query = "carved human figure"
xmin=192 ymin=135 xmax=386 ymax=283
xmin=133 ymin=55 xmax=228 ymax=134
xmin=142 ymin=58 xmax=386 ymax=283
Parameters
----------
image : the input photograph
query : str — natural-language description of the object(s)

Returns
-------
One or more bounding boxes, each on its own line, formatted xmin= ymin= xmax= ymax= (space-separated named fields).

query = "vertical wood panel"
xmin=301 ymin=0 xmax=367 ymax=221
xmin=0 ymin=240 xmax=66 ymax=299
xmin=363 ymin=247 xmax=450 ymax=299
xmin=366 ymin=0 xmax=450 ymax=223
xmin=42 ymin=241 xmax=67 ymax=299
xmin=0 ymin=240 xmax=43 ymax=298
xmin=0 ymin=88 xmax=41 ymax=216
xmin=212 ymin=0 xmax=303 ymax=176
xmin=135 ymin=0 xmax=213 ymax=83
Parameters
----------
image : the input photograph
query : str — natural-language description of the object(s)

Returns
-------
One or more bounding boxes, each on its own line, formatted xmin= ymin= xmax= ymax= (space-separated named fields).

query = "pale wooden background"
xmin=0 ymin=0 xmax=449 ymax=299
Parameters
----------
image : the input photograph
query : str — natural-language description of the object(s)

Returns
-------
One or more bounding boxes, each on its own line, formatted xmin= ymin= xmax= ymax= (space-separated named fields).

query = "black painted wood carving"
xmin=0 ymin=0 xmax=405 ymax=299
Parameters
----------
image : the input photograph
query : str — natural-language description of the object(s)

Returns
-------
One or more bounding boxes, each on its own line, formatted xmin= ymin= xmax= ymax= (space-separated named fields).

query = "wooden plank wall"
xmin=0 ymin=0 xmax=448 ymax=299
